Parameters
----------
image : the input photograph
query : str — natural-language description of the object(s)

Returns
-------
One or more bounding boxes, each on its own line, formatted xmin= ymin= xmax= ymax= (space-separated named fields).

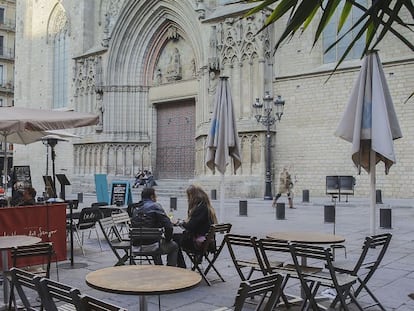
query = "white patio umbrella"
xmin=335 ymin=51 xmax=402 ymax=234
xmin=206 ymin=76 xmax=242 ymax=221
xmin=0 ymin=106 xmax=98 ymax=192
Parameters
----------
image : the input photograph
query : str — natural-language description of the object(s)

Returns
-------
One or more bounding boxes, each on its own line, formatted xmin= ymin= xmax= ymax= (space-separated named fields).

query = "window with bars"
xmin=0 ymin=65 xmax=3 ymax=86
xmin=0 ymin=8 xmax=5 ymax=25
xmin=323 ymin=1 xmax=366 ymax=64
xmin=0 ymin=36 xmax=3 ymax=56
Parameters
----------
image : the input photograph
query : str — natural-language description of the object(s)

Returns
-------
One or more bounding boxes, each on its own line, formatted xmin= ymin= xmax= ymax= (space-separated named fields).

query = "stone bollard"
xmin=211 ymin=189 xmax=217 ymax=200
xmin=239 ymin=200 xmax=248 ymax=216
xmin=376 ymin=189 xmax=383 ymax=204
xmin=276 ymin=203 xmax=285 ymax=220
xmin=302 ymin=190 xmax=310 ymax=203
xmin=170 ymin=197 xmax=177 ymax=212
xmin=77 ymin=192 xmax=83 ymax=204
xmin=324 ymin=205 xmax=335 ymax=223
xmin=380 ymin=208 xmax=392 ymax=229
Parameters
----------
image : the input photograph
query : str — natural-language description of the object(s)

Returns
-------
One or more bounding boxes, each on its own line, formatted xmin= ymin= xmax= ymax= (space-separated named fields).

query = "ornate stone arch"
xmin=106 ymin=1 xmax=204 ymax=87
xmin=46 ymin=2 xmax=70 ymax=43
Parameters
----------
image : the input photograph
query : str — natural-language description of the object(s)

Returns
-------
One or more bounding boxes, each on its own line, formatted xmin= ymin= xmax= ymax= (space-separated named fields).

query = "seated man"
xmin=130 ymin=187 xmax=178 ymax=266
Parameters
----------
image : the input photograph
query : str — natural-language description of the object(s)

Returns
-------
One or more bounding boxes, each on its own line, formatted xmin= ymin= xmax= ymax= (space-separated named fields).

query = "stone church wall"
xmin=12 ymin=0 xmax=414 ymax=199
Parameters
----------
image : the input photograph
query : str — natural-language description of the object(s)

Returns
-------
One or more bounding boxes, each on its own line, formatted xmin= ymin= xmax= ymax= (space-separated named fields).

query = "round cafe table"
xmin=0 ymin=235 xmax=42 ymax=309
xmin=266 ymin=231 xmax=345 ymax=245
xmin=86 ymin=265 xmax=202 ymax=311
xmin=266 ymin=231 xmax=345 ymax=266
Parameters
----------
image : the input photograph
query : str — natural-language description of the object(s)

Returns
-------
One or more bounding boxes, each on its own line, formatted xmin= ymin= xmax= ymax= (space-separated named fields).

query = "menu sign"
xmin=110 ymin=181 xmax=132 ymax=206
xmin=13 ymin=165 xmax=32 ymax=189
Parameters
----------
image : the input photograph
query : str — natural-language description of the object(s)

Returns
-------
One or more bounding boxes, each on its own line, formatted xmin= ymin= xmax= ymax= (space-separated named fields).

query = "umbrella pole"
xmin=220 ymin=173 xmax=225 ymax=222
xmin=370 ymin=149 xmax=376 ymax=235
xmin=51 ymin=145 xmax=57 ymax=198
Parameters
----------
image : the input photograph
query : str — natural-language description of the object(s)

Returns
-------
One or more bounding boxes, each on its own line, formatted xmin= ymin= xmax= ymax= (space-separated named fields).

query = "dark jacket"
xmin=182 ymin=202 xmax=213 ymax=236
xmin=131 ymin=199 xmax=173 ymax=243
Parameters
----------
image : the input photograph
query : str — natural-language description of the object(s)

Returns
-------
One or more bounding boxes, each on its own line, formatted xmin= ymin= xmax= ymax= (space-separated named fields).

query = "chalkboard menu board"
xmin=110 ymin=181 xmax=132 ymax=206
xmin=12 ymin=166 xmax=32 ymax=189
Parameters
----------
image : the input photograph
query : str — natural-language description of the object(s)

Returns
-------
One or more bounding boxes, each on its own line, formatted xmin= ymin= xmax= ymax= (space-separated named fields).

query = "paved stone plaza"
xmin=6 ymin=193 xmax=414 ymax=310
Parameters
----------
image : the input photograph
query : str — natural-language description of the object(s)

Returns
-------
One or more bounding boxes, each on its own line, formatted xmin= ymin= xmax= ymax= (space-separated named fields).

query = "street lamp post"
xmin=253 ymin=91 xmax=285 ymax=200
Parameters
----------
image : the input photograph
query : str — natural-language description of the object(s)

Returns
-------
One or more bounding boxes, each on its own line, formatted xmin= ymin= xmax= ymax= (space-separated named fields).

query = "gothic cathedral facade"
xmin=13 ymin=1 xmax=414 ymax=198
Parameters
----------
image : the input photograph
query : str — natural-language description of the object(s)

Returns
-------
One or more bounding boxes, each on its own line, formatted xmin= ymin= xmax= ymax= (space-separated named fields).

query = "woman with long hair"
xmin=174 ymin=184 xmax=218 ymax=268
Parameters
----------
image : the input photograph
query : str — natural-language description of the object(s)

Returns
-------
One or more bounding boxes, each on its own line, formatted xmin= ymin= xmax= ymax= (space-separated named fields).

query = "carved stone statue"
xmin=166 ymin=48 xmax=182 ymax=81
xmin=208 ymin=71 xmax=219 ymax=96
xmin=154 ymin=68 xmax=162 ymax=85
xmin=95 ymin=89 xmax=104 ymax=131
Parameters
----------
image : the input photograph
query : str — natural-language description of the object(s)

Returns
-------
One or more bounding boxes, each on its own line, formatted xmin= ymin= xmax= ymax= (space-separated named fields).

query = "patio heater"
xmin=253 ymin=92 xmax=285 ymax=200
xmin=41 ymin=136 xmax=67 ymax=198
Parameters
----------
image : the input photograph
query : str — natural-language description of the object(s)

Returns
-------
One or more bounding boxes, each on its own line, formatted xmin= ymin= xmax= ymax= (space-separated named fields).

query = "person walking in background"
xmin=174 ymin=185 xmax=218 ymax=267
xmin=272 ymin=166 xmax=295 ymax=209
xmin=130 ymin=187 xmax=178 ymax=266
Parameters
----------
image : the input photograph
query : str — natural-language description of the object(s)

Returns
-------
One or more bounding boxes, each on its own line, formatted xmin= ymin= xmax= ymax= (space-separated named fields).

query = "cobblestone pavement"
xmin=5 ymin=193 xmax=414 ymax=310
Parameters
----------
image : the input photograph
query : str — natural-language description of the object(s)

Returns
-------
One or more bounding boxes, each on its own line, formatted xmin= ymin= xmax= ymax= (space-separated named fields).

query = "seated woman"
xmin=15 ymin=187 xmax=37 ymax=206
xmin=174 ymin=185 xmax=218 ymax=268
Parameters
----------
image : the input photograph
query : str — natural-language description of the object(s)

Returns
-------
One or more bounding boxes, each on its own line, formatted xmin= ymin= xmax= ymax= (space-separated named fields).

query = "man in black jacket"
xmin=130 ymin=188 xmax=178 ymax=266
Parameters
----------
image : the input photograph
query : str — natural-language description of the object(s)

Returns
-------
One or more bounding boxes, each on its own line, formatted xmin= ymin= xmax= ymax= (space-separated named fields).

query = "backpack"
xmin=127 ymin=201 xmax=143 ymax=217
xmin=131 ymin=203 xmax=157 ymax=228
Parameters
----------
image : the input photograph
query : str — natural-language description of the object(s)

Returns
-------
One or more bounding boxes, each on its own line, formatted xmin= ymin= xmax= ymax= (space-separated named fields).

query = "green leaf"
xmin=244 ymin=0 xmax=278 ymax=18
xmin=313 ymin=0 xmax=341 ymax=47
xmin=338 ymin=1 xmax=352 ymax=33
xmin=274 ymin=0 xmax=321 ymax=50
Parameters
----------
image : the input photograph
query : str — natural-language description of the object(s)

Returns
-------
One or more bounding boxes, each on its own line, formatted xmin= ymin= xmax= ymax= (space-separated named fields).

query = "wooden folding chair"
xmin=79 ymin=294 xmax=127 ymax=311
xmin=182 ymin=224 xmax=230 ymax=286
xmin=213 ymin=274 xmax=284 ymax=311
xmin=224 ymin=234 xmax=267 ymax=282
xmin=332 ymin=233 xmax=392 ymax=311
xmin=8 ymin=242 xmax=56 ymax=310
xmin=203 ymin=223 xmax=232 ymax=279
xmin=111 ymin=211 xmax=131 ymax=239
xmin=37 ymin=277 xmax=82 ymax=311
xmin=257 ymin=238 xmax=314 ymax=307
xmin=9 ymin=268 xmax=42 ymax=311
xmin=129 ymin=227 xmax=163 ymax=265
xmin=98 ymin=217 xmax=130 ymax=266
xmin=289 ymin=242 xmax=363 ymax=311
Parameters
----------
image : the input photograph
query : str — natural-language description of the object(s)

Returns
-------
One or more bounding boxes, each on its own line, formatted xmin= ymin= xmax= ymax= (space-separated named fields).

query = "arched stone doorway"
xmin=155 ymin=100 xmax=195 ymax=179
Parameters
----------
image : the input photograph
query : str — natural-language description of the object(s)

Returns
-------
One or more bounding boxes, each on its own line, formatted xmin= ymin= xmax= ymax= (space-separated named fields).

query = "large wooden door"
xmin=156 ymin=100 xmax=195 ymax=179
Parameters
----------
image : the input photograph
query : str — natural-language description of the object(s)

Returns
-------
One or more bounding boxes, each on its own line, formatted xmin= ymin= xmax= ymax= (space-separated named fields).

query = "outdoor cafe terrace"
xmin=1 ymin=193 xmax=413 ymax=311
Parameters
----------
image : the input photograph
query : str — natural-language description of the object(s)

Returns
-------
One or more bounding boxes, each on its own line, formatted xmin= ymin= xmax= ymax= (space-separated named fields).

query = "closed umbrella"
xmin=0 ymin=106 xmax=98 ymax=192
xmin=206 ymin=76 xmax=242 ymax=220
xmin=335 ymin=50 xmax=402 ymax=234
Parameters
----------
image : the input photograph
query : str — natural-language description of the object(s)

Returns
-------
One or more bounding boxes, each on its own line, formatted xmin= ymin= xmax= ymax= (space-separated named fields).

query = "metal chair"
xmin=257 ymin=238 xmax=321 ymax=307
xmin=129 ymin=227 xmax=164 ymax=265
xmin=67 ymin=207 xmax=103 ymax=255
xmin=37 ymin=277 xmax=82 ymax=311
xmin=289 ymin=242 xmax=363 ymax=311
xmin=213 ymin=274 xmax=284 ymax=311
xmin=332 ymin=233 xmax=392 ymax=311
xmin=9 ymin=268 xmax=42 ymax=311
xmin=182 ymin=223 xmax=232 ymax=286
xmin=203 ymin=223 xmax=232 ymax=279
xmin=98 ymin=217 xmax=131 ymax=266
xmin=111 ymin=211 xmax=131 ymax=239
xmin=224 ymin=234 xmax=268 ymax=282
xmin=79 ymin=294 xmax=127 ymax=311
xmin=8 ymin=242 xmax=56 ymax=310
xmin=91 ymin=202 xmax=112 ymax=219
